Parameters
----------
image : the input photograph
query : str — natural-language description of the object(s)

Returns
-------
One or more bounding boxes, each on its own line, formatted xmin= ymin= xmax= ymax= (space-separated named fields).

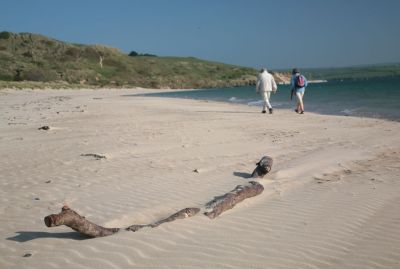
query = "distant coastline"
xmin=278 ymin=79 xmax=328 ymax=85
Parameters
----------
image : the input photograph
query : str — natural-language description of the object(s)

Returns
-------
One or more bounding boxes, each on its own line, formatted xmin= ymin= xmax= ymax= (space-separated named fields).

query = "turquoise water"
xmin=140 ymin=77 xmax=400 ymax=121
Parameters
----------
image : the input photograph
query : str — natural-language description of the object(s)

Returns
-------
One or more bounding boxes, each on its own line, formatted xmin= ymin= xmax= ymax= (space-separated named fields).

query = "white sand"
xmin=1 ymin=88 xmax=399 ymax=269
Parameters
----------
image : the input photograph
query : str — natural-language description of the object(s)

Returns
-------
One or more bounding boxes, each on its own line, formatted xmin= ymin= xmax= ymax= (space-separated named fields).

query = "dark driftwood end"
xmin=251 ymin=156 xmax=273 ymax=178
xmin=44 ymin=206 xmax=119 ymax=238
xmin=44 ymin=215 xmax=55 ymax=227
xmin=38 ymin=126 xmax=50 ymax=130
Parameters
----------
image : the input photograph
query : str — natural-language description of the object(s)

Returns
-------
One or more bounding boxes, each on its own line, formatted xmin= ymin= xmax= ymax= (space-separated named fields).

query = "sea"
xmin=141 ymin=77 xmax=400 ymax=122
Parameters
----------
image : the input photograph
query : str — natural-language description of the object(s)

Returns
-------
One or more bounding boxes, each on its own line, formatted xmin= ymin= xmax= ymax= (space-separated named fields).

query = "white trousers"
xmin=296 ymin=92 xmax=304 ymax=106
xmin=261 ymin=91 xmax=272 ymax=110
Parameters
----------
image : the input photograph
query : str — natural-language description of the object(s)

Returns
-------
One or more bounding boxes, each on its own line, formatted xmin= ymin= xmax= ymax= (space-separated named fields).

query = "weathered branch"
xmin=152 ymin=207 xmax=200 ymax=227
xmin=204 ymin=181 xmax=264 ymax=219
xmin=81 ymin=153 xmax=106 ymax=160
xmin=126 ymin=207 xmax=200 ymax=232
xmin=44 ymin=206 xmax=200 ymax=237
xmin=44 ymin=156 xmax=273 ymax=237
xmin=44 ymin=206 xmax=119 ymax=238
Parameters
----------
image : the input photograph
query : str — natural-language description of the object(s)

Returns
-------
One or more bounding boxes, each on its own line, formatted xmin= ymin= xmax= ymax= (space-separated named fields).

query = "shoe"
xmin=295 ymin=109 xmax=299 ymax=113
xmin=262 ymin=110 xmax=266 ymax=114
xmin=300 ymin=110 xmax=304 ymax=114
xmin=269 ymin=108 xmax=273 ymax=114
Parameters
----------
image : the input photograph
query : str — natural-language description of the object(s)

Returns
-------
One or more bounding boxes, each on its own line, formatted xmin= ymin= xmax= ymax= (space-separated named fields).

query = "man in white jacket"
xmin=256 ymin=68 xmax=277 ymax=114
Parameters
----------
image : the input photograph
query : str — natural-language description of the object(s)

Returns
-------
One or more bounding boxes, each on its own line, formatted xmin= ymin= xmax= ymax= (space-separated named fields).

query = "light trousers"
xmin=261 ymin=91 xmax=272 ymax=110
xmin=296 ymin=92 xmax=304 ymax=106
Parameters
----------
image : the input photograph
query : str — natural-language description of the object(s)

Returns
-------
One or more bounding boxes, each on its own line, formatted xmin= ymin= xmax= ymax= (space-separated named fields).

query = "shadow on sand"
xmin=195 ymin=110 xmax=258 ymax=114
xmin=7 ymin=231 xmax=90 ymax=242
xmin=233 ymin=172 xmax=253 ymax=179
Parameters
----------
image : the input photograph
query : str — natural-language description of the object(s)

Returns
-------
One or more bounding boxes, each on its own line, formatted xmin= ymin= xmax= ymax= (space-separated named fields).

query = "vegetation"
xmin=1 ymin=31 xmax=398 ymax=90
xmin=128 ymin=51 xmax=157 ymax=57
xmin=0 ymin=31 xmax=258 ymax=89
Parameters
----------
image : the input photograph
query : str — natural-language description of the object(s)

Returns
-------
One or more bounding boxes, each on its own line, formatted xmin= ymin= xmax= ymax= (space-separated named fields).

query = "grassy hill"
xmin=0 ymin=31 xmax=258 ymax=89
xmin=1 ymin=31 xmax=398 ymax=89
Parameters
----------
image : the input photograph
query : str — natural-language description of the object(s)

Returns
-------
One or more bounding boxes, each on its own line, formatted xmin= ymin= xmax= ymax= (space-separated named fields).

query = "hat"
xmin=292 ymin=68 xmax=299 ymax=74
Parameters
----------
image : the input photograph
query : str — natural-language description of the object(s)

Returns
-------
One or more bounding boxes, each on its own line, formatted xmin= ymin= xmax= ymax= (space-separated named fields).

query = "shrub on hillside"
xmin=63 ymin=69 xmax=98 ymax=84
xmin=0 ymin=67 xmax=14 ymax=81
xmin=65 ymin=47 xmax=81 ymax=59
xmin=142 ymin=53 xmax=157 ymax=57
xmin=22 ymin=68 xmax=59 ymax=82
xmin=0 ymin=31 xmax=11 ymax=40
xmin=128 ymin=51 xmax=138 ymax=57
xmin=128 ymin=51 xmax=157 ymax=57
xmin=41 ymin=39 xmax=56 ymax=47
xmin=82 ymin=47 xmax=101 ymax=60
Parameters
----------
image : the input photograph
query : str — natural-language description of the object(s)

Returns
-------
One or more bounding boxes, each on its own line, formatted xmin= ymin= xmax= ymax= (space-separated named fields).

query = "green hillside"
xmin=0 ymin=31 xmax=257 ymax=89
xmin=1 ymin=31 xmax=398 ymax=89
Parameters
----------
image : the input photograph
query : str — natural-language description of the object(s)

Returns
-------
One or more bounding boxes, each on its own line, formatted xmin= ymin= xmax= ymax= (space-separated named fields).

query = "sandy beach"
xmin=1 ymin=88 xmax=399 ymax=269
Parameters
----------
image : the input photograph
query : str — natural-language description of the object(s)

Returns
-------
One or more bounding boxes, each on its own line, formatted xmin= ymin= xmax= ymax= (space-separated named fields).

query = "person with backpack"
xmin=256 ymin=68 xmax=277 ymax=114
xmin=290 ymin=68 xmax=308 ymax=114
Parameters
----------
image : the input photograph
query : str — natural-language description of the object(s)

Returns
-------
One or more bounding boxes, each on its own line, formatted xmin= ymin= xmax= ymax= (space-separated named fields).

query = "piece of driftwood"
xmin=126 ymin=207 xmax=200 ymax=232
xmin=125 ymin=224 xmax=148 ymax=232
xmin=251 ymin=156 xmax=273 ymax=178
xmin=44 ymin=155 xmax=273 ymax=237
xmin=44 ymin=206 xmax=200 ymax=237
xmin=204 ymin=181 xmax=264 ymax=219
xmin=44 ymin=206 xmax=119 ymax=238
xmin=151 ymin=207 xmax=200 ymax=227
xmin=38 ymin=126 xmax=50 ymax=130
xmin=80 ymin=153 xmax=106 ymax=160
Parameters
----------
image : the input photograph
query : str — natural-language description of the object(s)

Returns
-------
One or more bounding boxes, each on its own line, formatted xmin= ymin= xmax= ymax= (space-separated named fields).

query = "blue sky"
xmin=2 ymin=0 xmax=400 ymax=69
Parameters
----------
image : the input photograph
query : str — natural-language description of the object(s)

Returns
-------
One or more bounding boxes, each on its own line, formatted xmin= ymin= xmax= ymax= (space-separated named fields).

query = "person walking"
xmin=290 ymin=68 xmax=308 ymax=114
xmin=256 ymin=68 xmax=277 ymax=114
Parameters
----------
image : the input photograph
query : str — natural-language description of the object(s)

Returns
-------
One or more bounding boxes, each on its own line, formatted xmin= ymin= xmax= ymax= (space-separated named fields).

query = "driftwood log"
xmin=81 ymin=153 xmax=106 ymax=160
xmin=204 ymin=181 xmax=264 ymax=219
xmin=38 ymin=125 xmax=50 ymax=130
xmin=126 ymin=207 xmax=200 ymax=232
xmin=44 ymin=206 xmax=119 ymax=238
xmin=44 ymin=156 xmax=272 ymax=237
xmin=44 ymin=184 xmax=265 ymax=236
xmin=44 ymin=206 xmax=200 ymax=237
xmin=251 ymin=156 xmax=273 ymax=178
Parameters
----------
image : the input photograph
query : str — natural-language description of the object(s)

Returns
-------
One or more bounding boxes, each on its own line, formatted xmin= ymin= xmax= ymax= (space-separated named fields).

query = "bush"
xmin=128 ymin=51 xmax=157 ymax=57
xmin=65 ymin=47 xmax=81 ymax=58
xmin=128 ymin=51 xmax=138 ymax=57
xmin=22 ymin=51 xmax=33 ymax=58
xmin=22 ymin=68 xmax=59 ymax=82
xmin=0 ymin=31 xmax=11 ymax=40
xmin=142 ymin=53 xmax=157 ymax=57
xmin=42 ymin=40 xmax=56 ymax=47
xmin=0 ymin=73 xmax=14 ymax=81
xmin=82 ymin=47 xmax=100 ymax=60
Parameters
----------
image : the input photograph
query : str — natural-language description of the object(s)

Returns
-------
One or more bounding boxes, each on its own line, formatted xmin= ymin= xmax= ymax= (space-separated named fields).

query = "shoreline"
xmin=1 ymin=88 xmax=399 ymax=268
xmin=278 ymin=79 xmax=328 ymax=85
xmin=132 ymin=86 xmax=400 ymax=123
